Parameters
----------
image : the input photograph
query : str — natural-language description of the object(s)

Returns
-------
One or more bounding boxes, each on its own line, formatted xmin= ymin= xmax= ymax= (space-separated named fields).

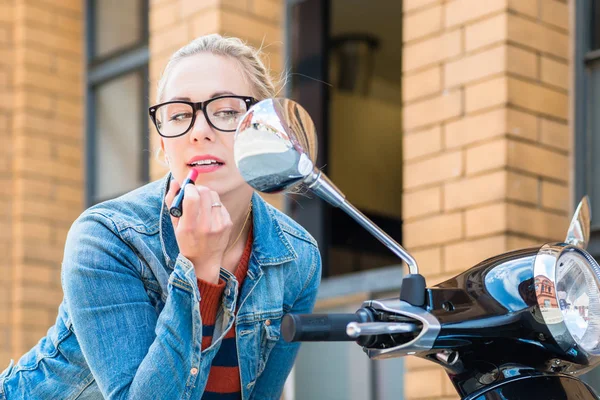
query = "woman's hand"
xmin=165 ymin=178 xmax=233 ymax=284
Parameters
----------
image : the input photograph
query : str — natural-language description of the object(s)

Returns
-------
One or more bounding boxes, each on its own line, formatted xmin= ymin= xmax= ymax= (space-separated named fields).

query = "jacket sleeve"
xmin=62 ymin=211 xmax=216 ymax=399
xmin=250 ymin=245 xmax=322 ymax=400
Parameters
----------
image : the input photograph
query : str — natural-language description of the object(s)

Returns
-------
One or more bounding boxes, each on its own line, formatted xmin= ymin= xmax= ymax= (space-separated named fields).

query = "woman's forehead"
xmin=163 ymin=53 xmax=251 ymax=101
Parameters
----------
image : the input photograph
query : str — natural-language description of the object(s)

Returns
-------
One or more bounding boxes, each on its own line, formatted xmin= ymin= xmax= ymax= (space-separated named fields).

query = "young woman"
xmin=0 ymin=34 xmax=321 ymax=400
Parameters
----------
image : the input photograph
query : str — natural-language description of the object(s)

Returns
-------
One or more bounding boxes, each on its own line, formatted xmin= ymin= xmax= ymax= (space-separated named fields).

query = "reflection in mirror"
xmin=234 ymin=98 xmax=318 ymax=193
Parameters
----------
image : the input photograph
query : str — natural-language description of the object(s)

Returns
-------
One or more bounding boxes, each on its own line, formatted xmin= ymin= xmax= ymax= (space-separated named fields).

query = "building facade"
xmin=0 ymin=0 xmax=594 ymax=399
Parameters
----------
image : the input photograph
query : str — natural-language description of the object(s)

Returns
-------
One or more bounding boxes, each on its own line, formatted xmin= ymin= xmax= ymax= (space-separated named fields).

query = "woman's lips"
xmin=188 ymin=163 xmax=224 ymax=173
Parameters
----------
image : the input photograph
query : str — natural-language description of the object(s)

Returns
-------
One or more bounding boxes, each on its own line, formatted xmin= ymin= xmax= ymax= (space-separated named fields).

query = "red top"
xmin=197 ymin=227 xmax=253 ymax=399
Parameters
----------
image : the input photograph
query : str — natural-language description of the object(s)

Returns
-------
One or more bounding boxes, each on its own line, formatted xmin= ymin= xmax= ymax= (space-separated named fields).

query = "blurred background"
xmin=0 ymin=0 xmax=595 ymax=399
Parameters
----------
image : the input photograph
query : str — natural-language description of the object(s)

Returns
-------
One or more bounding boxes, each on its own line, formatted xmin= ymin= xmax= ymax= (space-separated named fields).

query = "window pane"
xmin=94 ymin=72 xmax=145 ymax=201
xmin=589 ymin=66 xmax=600 ymax=230
xmin=94 ymin=0 xmax=143 ymax=58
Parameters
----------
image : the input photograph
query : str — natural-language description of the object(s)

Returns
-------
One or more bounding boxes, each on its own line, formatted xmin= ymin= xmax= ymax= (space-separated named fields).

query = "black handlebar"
xmin=282 ymin=309 xmax=374 ymax=342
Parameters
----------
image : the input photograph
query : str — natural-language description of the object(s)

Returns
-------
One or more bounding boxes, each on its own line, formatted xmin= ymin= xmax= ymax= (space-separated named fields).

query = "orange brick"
xmin=403 ymin=65 xmax=442 ymax=102
xmin=466 ymin=202 xmax=507 ymax=237
xmin=540 ymin=0 xmax=569 ymax=31
xmin=22 ymin=47 xmax=55 ymax=69
xmin=507 ymin=235 xmax=543 ymax=250
xmin=14 ymin=221 xmax=52 ymax=244
xmin=411 ymin=246 xmax=443 ymax=276
xmin=466 ymin=138 xmax=506 ymax=175
xmin=445 ymin=0 xmax=505 ymax=28
xmin=404 ymin=186 xmax=442 ymax=219
xmin=444 ymin=171 xmax=506 ymax=210
xmin=189 ymin=7 xmax=221 ymax=38
xmin=541 ymin=181 xmax=569 ymax=212
xmin=540 ymin=118 xmax=569 ymax=150
xmin=507 ymin=203 xmax=569 ymax=240
xmin=0 ymin=25 xmax=10 ymax=45
xmin=404 ymin=126 xmax=442 ymax=161
xmin=445 ymin=108 xmax=505 ymax=148
xmin=150 ymin=22 xmax=188 ymax=56
xmin=403 ymin=30 xmax=462 ymax=72
xmin=404 ymin=212 xmax=463 ymax=248
xmin=465 ymin=76 xmax=507 ymax=113
xmin=178 ymin=0 xmax=219 ymax=17
xmin=508 ymin=77 xmax=568 ymax=119
xmin=444 ymin=45 xmax=504 ymax=88
xmin=405 ymin=368 xmax=445 ymax=399
xmin=404 ymin=4 xmax=443 ymax=42
xmin=150 ymin=1 xmax=179 ymax=32
xmin=12 ymin=306 xmax=54 ymax=329
xmin=19 ymin=264 xmax=56 ymax=286
xmin=14 ymin=90 xmax=53 ymax=114
xmin=17 ymin=25 xmax=82 ymax=56
xmin=540 ymin=57 xmax=569 ymax=90
xmin=403 ymin=90 xmax=462 ymax=130
xmin=507 ymin=45 xmax=537 ymax=80
xmin=404 ymin=151 xmax=463 ymax=189
xmin=507 ymin=171 xmax=538 ymax=204
xmin=506 ymin=108 xmax=538 ymax=141
xmin=507 ymin=140 xmax=568 ymax=182
xmin=404 ymin=0 xmax=441 ymax=13
xmin=405 ymin=355 xmax=438 ymax=371
xmin=55 ymin=184 xmax=84 ymax=207
xmin=251 ymin=0 xmax=283 ymax=22
xmin=13 ymin=284 xmax=63 ymax=308
xmin=55 ymin=14 xmax=82 ymax=36
xmin=507 ymin=14 xmax=568 ymax=59
xmin=508 ymin=0 xmax=538 ymax=18
xmin=220 ymin=9 xmax=282 ymax=48
xmin=0 ymin=4 xmax=12 ymax=23
xmin=444 ymin=235 xmax=506 ymax=273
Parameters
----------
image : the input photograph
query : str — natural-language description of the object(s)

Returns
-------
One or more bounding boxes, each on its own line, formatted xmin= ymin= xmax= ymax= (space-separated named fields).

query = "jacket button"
xmin=190 ymin=367 xmax=198 ymax=375
xmin=265 ymin=319 xmax=271 ymax=326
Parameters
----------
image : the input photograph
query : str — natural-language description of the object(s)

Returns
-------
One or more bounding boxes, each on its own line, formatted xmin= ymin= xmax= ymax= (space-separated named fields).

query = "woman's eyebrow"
xmin=209 ymin=90 xmax=235 ymax=98
xmin=167 ymin=91 xmax=236 ymax=102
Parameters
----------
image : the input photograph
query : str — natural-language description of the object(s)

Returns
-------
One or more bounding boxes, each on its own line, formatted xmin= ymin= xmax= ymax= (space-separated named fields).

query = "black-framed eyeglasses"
xmin=148 ymin=95 xmax=257 ymax=138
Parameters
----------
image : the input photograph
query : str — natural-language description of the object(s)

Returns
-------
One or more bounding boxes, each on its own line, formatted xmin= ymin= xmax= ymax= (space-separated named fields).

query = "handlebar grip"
xmin=282 ymin=313 xmax=364 ymax=342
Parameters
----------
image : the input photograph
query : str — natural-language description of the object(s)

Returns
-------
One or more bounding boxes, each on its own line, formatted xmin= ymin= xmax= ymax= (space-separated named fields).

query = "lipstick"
xmin=169 ymin=169 xmax=199 ymax=218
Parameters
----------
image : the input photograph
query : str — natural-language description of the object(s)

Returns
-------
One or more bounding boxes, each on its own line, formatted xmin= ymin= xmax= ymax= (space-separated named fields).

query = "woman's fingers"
xmin=209 ymin=190 xmax=224 ymax=228
xmin=195 ymin=185 xmax=213 ymax=231
xmin=179 ymin=183 xmax=201 ymax=232
xmin=166 ymin=179 xmax=181 ymax=229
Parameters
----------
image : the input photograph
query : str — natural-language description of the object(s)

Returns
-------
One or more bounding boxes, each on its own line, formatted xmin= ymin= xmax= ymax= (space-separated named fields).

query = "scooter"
xmin=233 ymin=98 xmax=600 ymax=399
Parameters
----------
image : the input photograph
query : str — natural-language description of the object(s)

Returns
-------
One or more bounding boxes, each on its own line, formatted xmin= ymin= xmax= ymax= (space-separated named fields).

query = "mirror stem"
xmin=306 ymin=171 xmax=419 ymax=275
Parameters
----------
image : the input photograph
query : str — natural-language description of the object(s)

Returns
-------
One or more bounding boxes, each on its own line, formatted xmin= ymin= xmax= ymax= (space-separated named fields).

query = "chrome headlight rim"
xmin=533 ymin=243 xmax=600 ymax=365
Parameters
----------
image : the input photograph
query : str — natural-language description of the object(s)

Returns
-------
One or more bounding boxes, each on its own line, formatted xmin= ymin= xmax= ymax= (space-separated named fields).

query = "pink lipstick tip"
xmin=188 ymin=169 xmax=199 ymax=182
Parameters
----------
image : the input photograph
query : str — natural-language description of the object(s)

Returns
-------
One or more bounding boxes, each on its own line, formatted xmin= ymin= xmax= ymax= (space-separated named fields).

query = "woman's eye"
xmin=214 ymin=110 xmax=241 ymax=118
xmin=169 ymin=113 xmax=192 ymax=122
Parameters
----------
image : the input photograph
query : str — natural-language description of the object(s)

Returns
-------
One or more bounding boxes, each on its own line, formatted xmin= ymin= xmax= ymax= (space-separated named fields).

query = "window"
xmin=287 ymin=0 xmax=403 ymax=278
xmin=575 ymin=0 xmax=600 ymax=389
xmin=86 ymin=0 xmax=150 ymax=205
xmin=575 ymin=0 xmax=600 ymax=258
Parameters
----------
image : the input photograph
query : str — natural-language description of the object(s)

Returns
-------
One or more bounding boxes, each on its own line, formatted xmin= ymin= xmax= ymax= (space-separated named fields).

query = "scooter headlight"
xmin=556 ymin=250 xmax=600 ymax=355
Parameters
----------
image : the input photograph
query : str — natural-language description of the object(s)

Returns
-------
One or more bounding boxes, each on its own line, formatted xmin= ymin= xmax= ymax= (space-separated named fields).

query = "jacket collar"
xmin=158 ymin=173 xmax=297 ymax=272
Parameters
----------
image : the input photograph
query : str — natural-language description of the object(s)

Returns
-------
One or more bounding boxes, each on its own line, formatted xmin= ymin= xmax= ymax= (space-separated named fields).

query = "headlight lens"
xmin=556 ymin=250 xmax=600 ymax=355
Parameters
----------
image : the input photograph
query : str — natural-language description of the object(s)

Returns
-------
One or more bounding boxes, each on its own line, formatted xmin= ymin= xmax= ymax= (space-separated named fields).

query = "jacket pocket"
xmin=257 ymin=316 xmax=281 ymax=376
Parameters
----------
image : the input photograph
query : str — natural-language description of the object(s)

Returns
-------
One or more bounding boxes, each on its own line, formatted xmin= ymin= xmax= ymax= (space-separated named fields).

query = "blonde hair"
xmin=156 ymin=34 xmax=278 ymax=103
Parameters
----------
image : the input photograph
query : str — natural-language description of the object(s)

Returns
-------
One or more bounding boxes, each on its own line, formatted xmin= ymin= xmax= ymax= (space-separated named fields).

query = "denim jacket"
xmin=0 ymin=175 xmax=321 ymax=400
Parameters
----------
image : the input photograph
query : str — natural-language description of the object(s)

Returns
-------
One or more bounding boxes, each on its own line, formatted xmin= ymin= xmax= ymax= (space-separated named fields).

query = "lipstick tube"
xmin=169 ymin=169 xmax=199 ymax=218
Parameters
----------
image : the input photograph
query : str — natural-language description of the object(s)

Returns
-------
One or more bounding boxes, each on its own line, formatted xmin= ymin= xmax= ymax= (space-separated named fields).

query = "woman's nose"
xmin=189 ymin=111 xmax=216 ymax=142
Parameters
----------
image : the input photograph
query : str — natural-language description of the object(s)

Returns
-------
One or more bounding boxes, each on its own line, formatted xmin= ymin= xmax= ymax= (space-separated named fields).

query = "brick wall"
xmin=0 ymin=0 xmax=84 ymax=363
xmin=402 ymin=0 xmax=570 ymax=398
xmin=148 ymin=0 xmax=284 ymax=207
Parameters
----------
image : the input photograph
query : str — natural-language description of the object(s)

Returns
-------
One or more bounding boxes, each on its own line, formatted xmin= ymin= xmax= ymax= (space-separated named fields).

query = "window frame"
xmin=85 ymin=0 xmax=150 ymax=206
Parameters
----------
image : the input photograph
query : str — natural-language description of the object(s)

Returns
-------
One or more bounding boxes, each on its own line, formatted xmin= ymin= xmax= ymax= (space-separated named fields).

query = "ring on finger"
xmin=211 ymin=202 xmax=223 ymax=208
